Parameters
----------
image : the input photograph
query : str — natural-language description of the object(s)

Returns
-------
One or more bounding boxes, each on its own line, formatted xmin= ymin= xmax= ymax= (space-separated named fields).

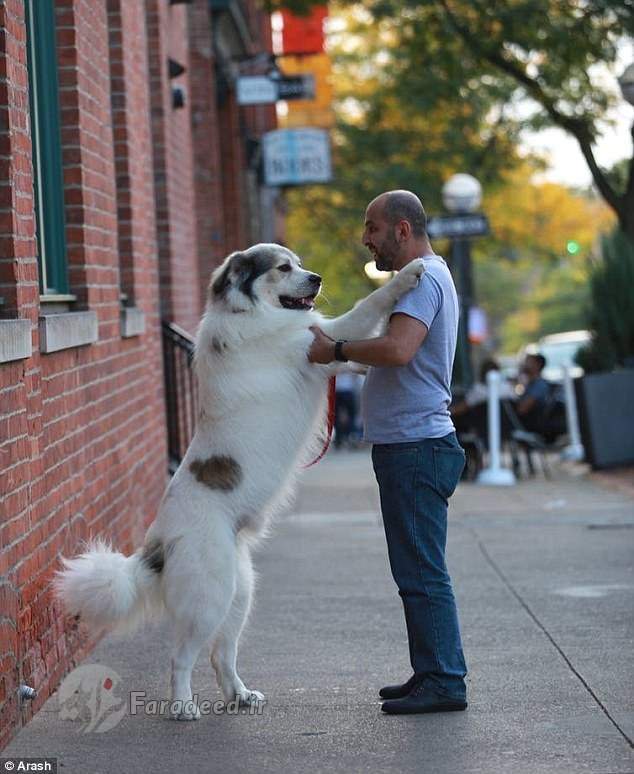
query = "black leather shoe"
xmin=381 ymin=685 xmax=467 ymax=715
xmin=378 ymin=674 xmax=420 ymax=700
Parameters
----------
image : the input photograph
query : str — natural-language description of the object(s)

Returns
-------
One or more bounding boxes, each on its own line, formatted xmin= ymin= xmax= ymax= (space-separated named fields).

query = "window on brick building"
xmin=24 ymin=0 xmax=70 ymax=297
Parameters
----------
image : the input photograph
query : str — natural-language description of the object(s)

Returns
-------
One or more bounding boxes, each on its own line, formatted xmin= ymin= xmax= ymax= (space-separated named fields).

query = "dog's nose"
xmin=308 ymin=273 xmax=321 ymax=285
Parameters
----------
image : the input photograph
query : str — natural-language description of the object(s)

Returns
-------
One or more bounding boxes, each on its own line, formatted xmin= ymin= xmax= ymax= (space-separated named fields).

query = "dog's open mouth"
xmin=279 ymin=294 xmax=316 ymax=311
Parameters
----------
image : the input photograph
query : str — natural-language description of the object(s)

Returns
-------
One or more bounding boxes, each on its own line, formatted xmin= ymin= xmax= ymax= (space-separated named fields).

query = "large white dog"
xmin=56 ymin=243 xmax=425 ymax=719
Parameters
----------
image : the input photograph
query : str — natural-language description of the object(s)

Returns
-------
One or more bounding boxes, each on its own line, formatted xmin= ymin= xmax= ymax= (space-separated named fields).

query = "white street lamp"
xmin=618 ymin=63 xmax=634 ymax=107
xmin=441 ymin=173 xmax=483 ymax=388
xmin=442 ymin=173 xmax=482 ymax=214
xmin=364 ymin=261 xmax=392 ymax=285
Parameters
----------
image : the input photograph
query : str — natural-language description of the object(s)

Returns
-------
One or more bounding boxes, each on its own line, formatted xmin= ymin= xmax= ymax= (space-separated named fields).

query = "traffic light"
xmin=566 ymin=240 xmax=580 ymax=255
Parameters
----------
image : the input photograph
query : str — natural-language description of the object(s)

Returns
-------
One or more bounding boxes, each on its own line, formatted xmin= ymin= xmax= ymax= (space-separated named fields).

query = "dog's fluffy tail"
xmin=54 ymin=539 xmax=163 ymax=633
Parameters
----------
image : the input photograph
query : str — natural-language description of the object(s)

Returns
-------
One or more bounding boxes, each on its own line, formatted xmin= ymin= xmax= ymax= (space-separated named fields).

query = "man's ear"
xmin=397 ymin=219 xmax=411 ymax=242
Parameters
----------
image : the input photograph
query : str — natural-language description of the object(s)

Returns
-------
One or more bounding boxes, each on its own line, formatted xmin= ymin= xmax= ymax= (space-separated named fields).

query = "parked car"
xmin=522 ymin=330 xmax=591 ymax=383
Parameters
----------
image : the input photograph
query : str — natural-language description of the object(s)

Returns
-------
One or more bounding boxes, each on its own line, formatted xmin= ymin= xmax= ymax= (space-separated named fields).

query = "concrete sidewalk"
xmin=5 ymin=450 xmax=634 ymax=773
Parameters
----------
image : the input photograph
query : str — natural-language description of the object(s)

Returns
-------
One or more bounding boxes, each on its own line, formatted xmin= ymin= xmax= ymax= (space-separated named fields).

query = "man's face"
xmin=522 ymin=356 xmax=538 ymax=378
xmin=362 ymin=200 xmax=400 ymax=272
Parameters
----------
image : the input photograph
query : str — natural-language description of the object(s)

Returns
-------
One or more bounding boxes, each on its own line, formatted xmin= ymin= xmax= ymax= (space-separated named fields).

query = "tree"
xmin=274 ymin=0 xmax=634 ymax=237
xmin=474 ymin=162 xmax=615 ymax=351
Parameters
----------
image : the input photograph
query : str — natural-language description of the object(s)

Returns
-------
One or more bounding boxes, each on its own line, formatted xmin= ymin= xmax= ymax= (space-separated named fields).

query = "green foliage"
xmin=576 ymin=229 xmax=634 ymax=373
xmin=275 ymin=0 xmax=634 ymax=231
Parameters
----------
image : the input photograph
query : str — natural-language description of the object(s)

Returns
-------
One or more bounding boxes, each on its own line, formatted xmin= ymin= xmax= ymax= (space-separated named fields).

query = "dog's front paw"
xmin=169 ymin=702 xmax=202 ymax=721
xmin=236 ymin=688 xmax=266 ymax=707
xmin=386 ymin=258 xmax=425 ymax=299
xmin=400 ymin=257 xmax=426 ymax=287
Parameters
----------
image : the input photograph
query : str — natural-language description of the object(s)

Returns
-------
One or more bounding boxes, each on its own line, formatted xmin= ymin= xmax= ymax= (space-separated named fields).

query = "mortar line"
xmin=471 ymin=528 xmax=633 ymax=750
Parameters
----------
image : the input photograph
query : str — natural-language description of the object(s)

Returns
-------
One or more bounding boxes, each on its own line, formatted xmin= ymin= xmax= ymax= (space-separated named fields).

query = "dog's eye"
xmin=278 ymin=264 xmax=292 ymax=273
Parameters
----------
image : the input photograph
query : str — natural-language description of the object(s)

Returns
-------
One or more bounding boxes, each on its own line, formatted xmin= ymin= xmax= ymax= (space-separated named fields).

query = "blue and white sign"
xmin=426 ymin=213 xmax=489 ymax=239
xmin=262 ymin=129 xmax=332 ymax=186
xmin=236 ymin=76 xmax=278 ymax=106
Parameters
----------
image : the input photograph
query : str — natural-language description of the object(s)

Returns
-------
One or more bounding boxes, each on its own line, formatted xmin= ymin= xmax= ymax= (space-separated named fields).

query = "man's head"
xmin=362 ymin=190 xmax=430 ymax=271
xmin=522 ymin=353 xmax=546 ymax=379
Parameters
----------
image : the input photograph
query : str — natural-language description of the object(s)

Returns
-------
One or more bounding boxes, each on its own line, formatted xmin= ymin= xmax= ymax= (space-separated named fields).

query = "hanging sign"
xmin=262 ymin=128 xmax=332 ymax=186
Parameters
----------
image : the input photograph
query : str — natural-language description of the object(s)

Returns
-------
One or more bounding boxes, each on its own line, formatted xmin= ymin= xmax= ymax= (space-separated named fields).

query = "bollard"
xmin=560 ymin=365 xmax=585 ymax=462
xmin=476 ymin=370 xmax=516 ymax=486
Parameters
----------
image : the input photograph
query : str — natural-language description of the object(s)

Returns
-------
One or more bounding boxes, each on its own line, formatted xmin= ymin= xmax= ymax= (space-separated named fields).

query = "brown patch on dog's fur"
xmin=141 ymin=539 xmax=165 ymax=574
xmin=190 ymin=455 xmax=242 ymax=491
xmin=211 ymin=336 xmax=224 ymax=354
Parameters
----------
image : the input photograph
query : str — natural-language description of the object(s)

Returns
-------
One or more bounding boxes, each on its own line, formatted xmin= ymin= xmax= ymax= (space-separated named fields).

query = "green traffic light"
xmin=566 ymin=240 xmax=580 ymax=255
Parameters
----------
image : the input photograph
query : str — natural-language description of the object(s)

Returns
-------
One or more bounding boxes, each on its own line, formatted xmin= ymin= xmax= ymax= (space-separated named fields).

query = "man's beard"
xmin=374 ymin=233 xmax=399 ymax=272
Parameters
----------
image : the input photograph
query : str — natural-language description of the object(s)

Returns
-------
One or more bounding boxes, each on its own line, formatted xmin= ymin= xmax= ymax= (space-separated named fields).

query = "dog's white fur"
xmin=56 ymin=244 xmax=425 ymax=719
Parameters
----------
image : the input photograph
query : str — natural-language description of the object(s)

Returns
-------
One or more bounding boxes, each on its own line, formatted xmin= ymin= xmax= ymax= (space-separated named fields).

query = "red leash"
xmin=304 ymin=376 xmax=336 ymax=467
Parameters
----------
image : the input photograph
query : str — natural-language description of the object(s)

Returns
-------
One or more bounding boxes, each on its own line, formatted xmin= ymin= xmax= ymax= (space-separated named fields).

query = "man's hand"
xmin=308 ymin=326 xmax=336 ymax=364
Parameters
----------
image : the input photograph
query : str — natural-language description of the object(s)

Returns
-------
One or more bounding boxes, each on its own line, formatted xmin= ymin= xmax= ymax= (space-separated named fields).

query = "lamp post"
xmin=442 ymin=173 xmax=482 ymax=388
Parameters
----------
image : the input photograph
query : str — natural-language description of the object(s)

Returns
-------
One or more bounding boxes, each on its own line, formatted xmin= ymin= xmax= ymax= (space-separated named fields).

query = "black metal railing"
xmin=162 ymin=321 xmax=198 ymax=473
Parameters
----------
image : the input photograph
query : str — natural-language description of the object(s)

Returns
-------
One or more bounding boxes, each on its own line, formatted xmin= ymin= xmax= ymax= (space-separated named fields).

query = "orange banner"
xmin=278 ymin=53 xmax=334 ymax=129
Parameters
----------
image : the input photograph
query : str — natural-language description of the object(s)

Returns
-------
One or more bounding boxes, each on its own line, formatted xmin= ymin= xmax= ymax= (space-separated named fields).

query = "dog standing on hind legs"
xmin=55 ymin=243 xmax=425 ymax=720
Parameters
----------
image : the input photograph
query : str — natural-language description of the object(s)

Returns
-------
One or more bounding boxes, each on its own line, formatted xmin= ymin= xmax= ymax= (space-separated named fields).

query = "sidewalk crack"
xmin=471 ymin=527 xmax=633 ymax=750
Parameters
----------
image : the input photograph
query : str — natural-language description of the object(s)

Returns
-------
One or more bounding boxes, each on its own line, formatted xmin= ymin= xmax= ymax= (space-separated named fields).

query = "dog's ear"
xmin=210 ymin=265 xmax=231 ymax=299
xmin=210 ymin=252 xmax=246 ymax=300
xmin=231 ymin=253 xmax=257 ymax=297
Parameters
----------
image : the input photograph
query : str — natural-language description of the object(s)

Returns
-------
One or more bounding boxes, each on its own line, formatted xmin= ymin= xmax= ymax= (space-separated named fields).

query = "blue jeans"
xmin=371 ymin=433 xmax=467 ymax=699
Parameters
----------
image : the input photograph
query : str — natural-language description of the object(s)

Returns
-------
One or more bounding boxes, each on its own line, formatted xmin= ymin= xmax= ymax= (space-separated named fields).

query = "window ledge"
xmin=120 ymin=307 xmax=145 ymax=338
xmin=0 ymin=319 xmax=32 ymax=363
xmin=39 ymin=311 xmax=98 ymax=353
xmin=39 ymin=294 xmax=77 ymax=314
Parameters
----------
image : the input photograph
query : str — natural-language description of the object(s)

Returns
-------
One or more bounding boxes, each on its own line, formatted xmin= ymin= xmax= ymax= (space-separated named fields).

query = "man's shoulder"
xmin=526 ymin=377 xmax=550 ymax=399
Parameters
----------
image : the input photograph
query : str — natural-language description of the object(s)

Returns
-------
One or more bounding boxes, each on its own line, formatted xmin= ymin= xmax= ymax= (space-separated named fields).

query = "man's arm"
xmin=308 ymin=313 xmax=428 ymax=367
xmin=516 ymin=395 xmax=537 ymax=416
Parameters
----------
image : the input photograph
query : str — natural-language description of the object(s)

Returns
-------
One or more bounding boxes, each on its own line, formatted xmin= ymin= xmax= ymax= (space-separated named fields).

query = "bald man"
xmin=309 ymin=191 xmax=468 ymax=715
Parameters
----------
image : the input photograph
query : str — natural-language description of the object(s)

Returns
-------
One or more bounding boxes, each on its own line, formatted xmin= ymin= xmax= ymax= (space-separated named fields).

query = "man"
xmin=308 ymin=190 xmax=467 ymax=715
xmin=516 ymin=353 xmax=549 ymax=433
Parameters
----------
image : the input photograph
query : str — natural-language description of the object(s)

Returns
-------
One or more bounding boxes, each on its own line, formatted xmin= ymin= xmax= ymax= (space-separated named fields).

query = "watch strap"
xmin=334 ymin=340 xmax=348 ymax=362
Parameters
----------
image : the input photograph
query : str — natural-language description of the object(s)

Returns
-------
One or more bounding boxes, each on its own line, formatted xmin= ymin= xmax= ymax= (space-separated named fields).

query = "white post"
xmin=476 ymin=370 xmax=516 ymax=486
xmin=560 ymin=365 xmax=585 ymax=462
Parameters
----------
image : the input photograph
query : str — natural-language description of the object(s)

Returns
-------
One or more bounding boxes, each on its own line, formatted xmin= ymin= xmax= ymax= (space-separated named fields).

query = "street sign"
xmin=277 ymin=75 xmax=316 ymax=101
xmin=262 ymin=128 xmax=331 ymax=186
xmin=236 ymin=76 xmax=278 ymax=106
xmin=237 ymin=75 xmax=316 ymax=106
xmin=427 ymin=213 xmax=489 ymax=239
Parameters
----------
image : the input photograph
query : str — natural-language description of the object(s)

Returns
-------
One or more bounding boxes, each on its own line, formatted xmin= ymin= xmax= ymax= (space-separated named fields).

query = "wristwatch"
xmin=334 ymin=340 xmax=348 ymax=362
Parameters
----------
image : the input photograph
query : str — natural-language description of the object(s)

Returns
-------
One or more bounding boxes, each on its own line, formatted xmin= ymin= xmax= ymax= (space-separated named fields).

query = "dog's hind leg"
xmin=165 ymin=535 xmax=236 ymax=720
xmin=211 ymin=540 xmax=264 ymax=707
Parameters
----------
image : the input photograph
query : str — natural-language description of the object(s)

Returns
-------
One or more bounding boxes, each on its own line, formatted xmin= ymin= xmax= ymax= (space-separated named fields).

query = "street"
xmin=5 ymin=450 xmax=634 ymax=774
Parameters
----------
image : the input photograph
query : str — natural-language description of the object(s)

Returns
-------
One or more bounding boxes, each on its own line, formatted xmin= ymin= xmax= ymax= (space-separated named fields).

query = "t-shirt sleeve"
xmin=525 ymin=379 xmax=549 ymax=402
xmin=392 ymin=271 xmax=442 ymax=329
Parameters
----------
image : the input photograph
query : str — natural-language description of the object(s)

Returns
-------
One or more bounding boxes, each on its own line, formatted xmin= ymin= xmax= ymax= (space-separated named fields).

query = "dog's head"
xmin=209 ymin=244 xmax=322 ymax=313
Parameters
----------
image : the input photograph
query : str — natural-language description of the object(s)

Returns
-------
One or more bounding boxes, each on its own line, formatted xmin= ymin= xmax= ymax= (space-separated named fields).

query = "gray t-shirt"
xmin=361 ymin=255 xmax=458 ymax=443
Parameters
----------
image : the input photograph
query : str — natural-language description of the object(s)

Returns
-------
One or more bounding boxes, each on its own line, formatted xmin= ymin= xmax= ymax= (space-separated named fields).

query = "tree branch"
xmin=438 ymin=0 xmax=623 ymax=217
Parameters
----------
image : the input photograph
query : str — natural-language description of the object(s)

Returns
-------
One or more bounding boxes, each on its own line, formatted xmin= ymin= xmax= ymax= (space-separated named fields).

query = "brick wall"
xmin=188 ymin=2 xmax=278 ymax=310
xmin=146 ymin=0 xmax=201 ymax=334
xmin=0 ymin=0 xmax=277 ymax=749
xmin=0 ymin=0 xmax=167 ymax=747
xmin=187 ymin=0 xmax=226 ymax=310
